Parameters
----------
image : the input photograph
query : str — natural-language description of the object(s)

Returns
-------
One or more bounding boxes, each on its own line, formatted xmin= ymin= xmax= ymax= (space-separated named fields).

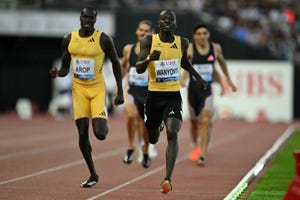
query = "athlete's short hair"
xmin=193 ymin=23 xmax=209 ymax=33
xmin=81 ymin=7 xmax=97 ymax=17
xmin=138 ymin=20 xmax=154 ymax=31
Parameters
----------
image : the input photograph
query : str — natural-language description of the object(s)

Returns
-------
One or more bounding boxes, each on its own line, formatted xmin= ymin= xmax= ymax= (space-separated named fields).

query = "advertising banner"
xmin=213 ymin=60 xmax=293 ymax=122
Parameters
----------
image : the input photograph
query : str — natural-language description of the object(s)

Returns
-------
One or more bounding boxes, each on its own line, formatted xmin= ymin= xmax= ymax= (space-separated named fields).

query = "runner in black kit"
xmin=181 ymin=23 xmax=237 ymax=167
xmin=121 ymin=20 xmax=155 ymax=168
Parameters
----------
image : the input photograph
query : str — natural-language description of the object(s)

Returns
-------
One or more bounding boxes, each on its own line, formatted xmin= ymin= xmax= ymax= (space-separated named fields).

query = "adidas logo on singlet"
xmin=99 ymin=111 xmax=106 ymax=116
xmin=170 ymin=43 xmax=178 ymax=49
xmin=88 ymin=37 xmax=95 ymax=42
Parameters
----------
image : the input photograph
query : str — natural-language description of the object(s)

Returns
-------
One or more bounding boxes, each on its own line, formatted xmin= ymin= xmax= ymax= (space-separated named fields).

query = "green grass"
xmin=246 ymin=130 xmax=300 ymax=200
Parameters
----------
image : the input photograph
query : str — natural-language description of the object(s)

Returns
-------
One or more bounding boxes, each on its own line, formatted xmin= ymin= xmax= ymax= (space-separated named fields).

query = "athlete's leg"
xmin=138 ymin=117 xmax=151 ymax=168
xmin=136 ymin=116 xmax=144 ymax=163
xmin=144 ymin=92 xmax=163 ymax=145
xmin=188 ymin=100 xmax=202 ymax=161
xmin=92 ymin=118 xmax=108 ymax=140
xmin=190 ymin=117 xmax=199 ymax=147
xmin=164 ymin=117 xmax=181 ymax=181
xmin=198 ymin=108 xmax=213 ymax=159
xmin=75 ymin=118 xmax=98 ymax=178
xmin=123 ymin=102 xmax=138 ymax=164
xmin=147 ymin=127 xmax=161 ymax=144
xmin=125 ymin=103 xmax=138 ymax=149
xmin=138 ymin=117 xmax=149 ymax=154
xmin=188 ymin=116 xmax=202 ymax=161
xmin=73 ymin=84 xmax=99 ymax=187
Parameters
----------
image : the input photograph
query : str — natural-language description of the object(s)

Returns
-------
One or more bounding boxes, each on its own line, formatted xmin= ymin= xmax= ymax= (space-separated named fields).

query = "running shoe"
xmin=80 ymin=175 xmax=99 ymax=188
xmin=197 ymin=156 xmax=206 ymax=167
xmin=141 ymin=154 xmax=151 ymax=168
xmin=123 ymin=149 xmax=134 ymax=164
xmin=160 ymin=179 xmax=172 ymax=194
xmin=137 ymin=147 xmax=143 ymax=163
xmin=148 ymin=144 xmax=158 ymax=158
xmin=189 ymin=147 xmax=201 ymax=161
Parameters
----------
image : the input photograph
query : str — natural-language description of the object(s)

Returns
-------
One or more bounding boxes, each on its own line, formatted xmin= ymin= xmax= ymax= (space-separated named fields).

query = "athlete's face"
xmin=136 ymin=23 xmax=152 ymax=41
xmin=158 ymin=10 xmax=176 ymax=33
xmin=193 ymin=27 xmax=210 ymax=46
xmin=80 ymin=8 xmax=96 ymax=32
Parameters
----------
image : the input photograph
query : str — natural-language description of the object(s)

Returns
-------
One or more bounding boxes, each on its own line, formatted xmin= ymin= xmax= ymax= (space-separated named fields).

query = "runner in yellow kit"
xmin=49 ymin=7 xmax=124 ymax=188
xmin=136 ymin=9 xmax=207 ymax=194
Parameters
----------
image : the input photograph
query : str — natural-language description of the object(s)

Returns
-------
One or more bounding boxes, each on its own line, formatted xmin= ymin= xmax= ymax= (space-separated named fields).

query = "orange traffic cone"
xmin=283 ymin=151 xmax=300 ymax=200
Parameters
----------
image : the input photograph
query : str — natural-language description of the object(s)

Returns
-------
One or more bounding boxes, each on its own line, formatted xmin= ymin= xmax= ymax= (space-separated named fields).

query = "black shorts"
xmin=134 ymin=97 xmax=145 ymax=119
xmin=188 ymin=82 xmax=212 ymax=116
xmin=129 ymin=85 xmax=147 ymax=119
xmin=144 ymin=91 xmax=182 ymax=129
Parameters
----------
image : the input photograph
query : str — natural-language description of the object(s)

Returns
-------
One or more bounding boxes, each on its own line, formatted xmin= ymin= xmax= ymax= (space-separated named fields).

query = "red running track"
xmin=0 ymin=112 xmax=297 ymax=200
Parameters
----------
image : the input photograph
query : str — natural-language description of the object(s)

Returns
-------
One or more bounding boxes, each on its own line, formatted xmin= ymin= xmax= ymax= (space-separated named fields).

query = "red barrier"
xmin=283 ymin=151 xmax=300 ymax=200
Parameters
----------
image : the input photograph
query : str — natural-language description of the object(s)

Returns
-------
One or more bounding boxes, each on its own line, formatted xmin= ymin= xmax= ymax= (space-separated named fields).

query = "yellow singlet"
xmin=68 ymin=29 xmax=105 ymax=86
xmin=68 ymin=29 xmax=107 ymax=120
xmin=148 ymin=34 xmax=182 ymax=92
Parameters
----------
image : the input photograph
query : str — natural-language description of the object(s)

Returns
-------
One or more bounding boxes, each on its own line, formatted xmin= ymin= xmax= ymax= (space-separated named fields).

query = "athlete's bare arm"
xmin=214 ymin=43 xmax=237 ymax=92
xmin=100 ymin=33 xmax=124 ymax=105
xmin=49 ymin=34 xmax=71 ymax=78
xmin=180 ymin=43 xmax=193 ymax=87
xmin=136 ymin=35 xmax=160 ymax=74
xmin=136 ymin=35 xmax=151 ymax=73
xmin=180 ymin=37 xmax=207 ymax=89
xmin=121 ymin=44 xmax=132 ymax=77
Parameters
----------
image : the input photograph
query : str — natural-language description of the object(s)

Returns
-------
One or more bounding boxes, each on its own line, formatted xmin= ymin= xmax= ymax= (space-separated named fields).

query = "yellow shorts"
xmin=72 ymin=83 xmax=107 ymax=120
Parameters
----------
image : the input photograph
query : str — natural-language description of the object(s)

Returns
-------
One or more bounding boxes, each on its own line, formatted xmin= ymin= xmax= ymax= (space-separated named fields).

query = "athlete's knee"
xmin=148 ymin=129 xmax=159 ymax=144
xmin=165 ymin=118 xmax=181 ymax=136
xmin=149 ymin=137 xmax=159 ymax=144
xmin=92 ymin=118 xmax=108 ymax=140
xmin=200 ymin=117 xmax=210 ymax=125
xmin=200 ymin=115 xmax=212 ymax=127
xmin=127 ymin=115 xmax=136 ymax=125
xmin=200 ymin=110 xmax=212 ymax=125
xmin=125 ymin=103 xmax=138 ymax=117
xmin=93 ymin=126 xmax=108 ymax=140
xmin=166 ymin=129 xmax=178 ymax=141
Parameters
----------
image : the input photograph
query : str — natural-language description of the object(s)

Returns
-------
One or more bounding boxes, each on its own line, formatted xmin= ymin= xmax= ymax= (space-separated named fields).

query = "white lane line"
xmin=0 ymin=143 xmax=75 ymax=161
xmin=224 ymin=125 xmax=300 ymax=200
xmin=0 ymin=129 xmax=71 ymax=146
xmin=0 ymin=147 xmax=125 ymax=185
xmin=87 ymin=154 xmax=189 ymax=200
xmin=87 ymin=123 xmax=257 ymax=200
xmin=88 ymin=166 xmax=165 ymax=200
xmin=0 ymin=135 xmax=126 ymax=161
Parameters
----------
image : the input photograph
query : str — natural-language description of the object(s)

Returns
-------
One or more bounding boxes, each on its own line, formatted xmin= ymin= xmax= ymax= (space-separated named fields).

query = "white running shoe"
xmin=148 ymin=144 xmax=158 ymax=158
xmin=137 ymin=148 xmax=143 ymax=163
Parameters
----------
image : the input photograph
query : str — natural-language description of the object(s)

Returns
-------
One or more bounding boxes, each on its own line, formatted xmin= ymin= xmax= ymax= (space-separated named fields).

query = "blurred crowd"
xmin=203 ymin=0 xmax=300 ymax=60
xmin=121 ymin=0 xmax=300 ymax=60
xmin=1 ymin=0 xmax=299 ymax=60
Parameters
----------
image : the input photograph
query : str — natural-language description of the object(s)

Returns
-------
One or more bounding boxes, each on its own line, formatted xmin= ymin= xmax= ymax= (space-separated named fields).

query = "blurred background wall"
xmin=0 ymin=0 xmax=299 ymax=120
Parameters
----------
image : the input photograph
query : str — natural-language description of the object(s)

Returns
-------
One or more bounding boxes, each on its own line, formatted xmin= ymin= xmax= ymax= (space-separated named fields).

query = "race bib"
xmin=128 ymin=67 xmax=148 ymax=87
xmin=193 ymin=63 xmax=213 ymax=82
xmin=155 ymin=59 xmax=179 ymax=82
xmin=73 ymin=58 xmax=95 ymax=79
